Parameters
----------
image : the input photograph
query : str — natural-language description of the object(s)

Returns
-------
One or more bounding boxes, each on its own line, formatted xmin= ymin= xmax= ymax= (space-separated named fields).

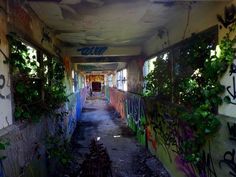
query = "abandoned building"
xmin=0 ymin=0 xmax=236 ymax=177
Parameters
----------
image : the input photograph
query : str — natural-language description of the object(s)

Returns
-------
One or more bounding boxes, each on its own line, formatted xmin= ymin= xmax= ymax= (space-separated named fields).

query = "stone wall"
xmin=0 ymin=120 xmax=51 ymax=177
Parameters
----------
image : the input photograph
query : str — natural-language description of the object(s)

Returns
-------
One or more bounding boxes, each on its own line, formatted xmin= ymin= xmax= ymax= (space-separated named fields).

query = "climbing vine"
xmin=144 ymin=23 xmax=236 ymax=176
xmin=6 ymin=35 xmax=68 ymax=122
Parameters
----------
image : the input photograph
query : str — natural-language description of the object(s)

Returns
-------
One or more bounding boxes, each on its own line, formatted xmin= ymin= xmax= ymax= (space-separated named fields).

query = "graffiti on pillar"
xmin=219 ymin=149 xmax=236 ymax=177
xmin=77 ymin=46 xmax=108 ymax=55
xmin=227 ymin=122 xmax=236 ymax=141
xmin=226 ymin=62 xmax=236 ymax=105
xmin=126 ymin=94 xmax=146 ymax=132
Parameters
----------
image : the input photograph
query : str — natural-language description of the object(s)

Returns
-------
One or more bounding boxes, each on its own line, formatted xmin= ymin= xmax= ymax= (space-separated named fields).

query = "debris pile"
xmin=80 ymin=139 xmax=112 ymax=177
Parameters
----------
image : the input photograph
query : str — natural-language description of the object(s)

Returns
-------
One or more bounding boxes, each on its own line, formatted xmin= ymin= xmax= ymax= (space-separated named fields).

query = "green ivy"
xmin=144 ymin=23 xmax=236 ymax=170
xmin=7 ymin=35 xmax=68 ymax=122
xmin=45 ymin=135 xmax=72 ymax=166
xmin=144 ymin=53 xmax=172 ymax=99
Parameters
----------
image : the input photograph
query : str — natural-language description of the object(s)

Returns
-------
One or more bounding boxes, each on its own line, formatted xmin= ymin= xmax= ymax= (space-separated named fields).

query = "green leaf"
xmin=0 ymin=143 xmax=6 ymax=150
xmin=16 ymin=83 xmax=26 ymax=94
xmin=23 ymin=112 xmax=31 ymax=119
xmin=15 ymin=107 xmax=23 ymax=118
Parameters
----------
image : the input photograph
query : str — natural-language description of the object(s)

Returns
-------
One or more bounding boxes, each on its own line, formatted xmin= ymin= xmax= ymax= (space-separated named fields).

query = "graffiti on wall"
xmin=219 ymin=149 xmax=236 ymax=177
xmin=198 ymin=149 xmax=217 ymax=177
xmin=110 ymin=89 xmax=220 ymax=177
xmin=126 ymin=93 xmax=146 ymax=144
xmin=109 ymin=88 xmax=126 ymax=119
xmin=226 ymin=61 xmax=236 ymax=105
xmin=77 ymin=47 xmax=107 ymax=55
xmin=126 ymin=94 xmax=145 ymax=129
xmin=0 ymin=74 xmax=6 ymax=99
xmin=76 ymin=87 xmax=87 ymax=120
xmin=0 ymin=73 xmax=10 ymax=100
xmin=219 ymin=120 xmax=236 ymax=177
xmin=175 ymin=149 xmax=217 ymax=177
xmin=227 ymin=122 xmax=236 ymax=141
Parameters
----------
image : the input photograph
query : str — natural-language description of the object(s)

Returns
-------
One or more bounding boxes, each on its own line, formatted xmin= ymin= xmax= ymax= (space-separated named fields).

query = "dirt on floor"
xmin=53 ymin=98 xmax=171 ymax=177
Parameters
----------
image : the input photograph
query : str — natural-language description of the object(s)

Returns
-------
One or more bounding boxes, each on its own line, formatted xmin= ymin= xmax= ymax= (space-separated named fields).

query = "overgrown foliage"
xmin=6 ymin=35 xmax=73 ymax=174
xmin=144 ymin=23 xmax=236 ymax=176
xmin=45 ymin=135 xmax=72 ymax=166
xmin=144 ymin=53 xmax=172 ymax=100
xmin=7 ymin=35 xmax=68 ymax=122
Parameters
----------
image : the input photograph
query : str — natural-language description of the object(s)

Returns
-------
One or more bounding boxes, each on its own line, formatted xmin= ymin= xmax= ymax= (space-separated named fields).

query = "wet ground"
xmin=67 ymin=98 xmax=171 ymax=177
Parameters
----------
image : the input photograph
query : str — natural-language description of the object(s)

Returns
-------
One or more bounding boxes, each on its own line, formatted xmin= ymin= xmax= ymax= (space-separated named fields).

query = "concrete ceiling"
xmin=26 ymin=0 xmax=230 ymax=73
xmin=28 ymin=0 xmax=206 ymax=46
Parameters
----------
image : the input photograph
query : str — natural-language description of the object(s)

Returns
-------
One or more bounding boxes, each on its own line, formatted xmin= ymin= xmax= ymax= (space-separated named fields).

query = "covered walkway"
xmin=0 ymin=1 xmax=236 ymax=177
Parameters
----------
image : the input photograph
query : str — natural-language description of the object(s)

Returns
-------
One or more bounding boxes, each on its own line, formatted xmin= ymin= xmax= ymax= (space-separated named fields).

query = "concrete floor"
xmin=72 ymin=98 xmax=171 ymax=177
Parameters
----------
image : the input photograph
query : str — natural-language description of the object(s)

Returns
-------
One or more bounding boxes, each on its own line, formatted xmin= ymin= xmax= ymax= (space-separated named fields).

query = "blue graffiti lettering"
xmin=77 ymin=46 xmax=108 ymax=55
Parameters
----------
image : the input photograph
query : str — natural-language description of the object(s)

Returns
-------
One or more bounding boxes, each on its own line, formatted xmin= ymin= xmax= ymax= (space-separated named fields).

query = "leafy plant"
xmin=144 ymin=22 xmax=236 ymax=176
xmin=45 ymin=135 xmax=72 ymax=166
xmin=144 ymin=53 xmax=172 ymax=99
xmin=7 ymin=35 xmax=68 ymax=121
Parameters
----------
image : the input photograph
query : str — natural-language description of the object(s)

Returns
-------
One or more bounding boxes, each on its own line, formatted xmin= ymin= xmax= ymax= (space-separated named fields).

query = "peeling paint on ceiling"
xmin=26 ymin=0 xmax=229 ymax=72
xmin=27 ymin=0 xmax=189 ymax=46
xmin=28 ymin=0 xmax=229 ymax=47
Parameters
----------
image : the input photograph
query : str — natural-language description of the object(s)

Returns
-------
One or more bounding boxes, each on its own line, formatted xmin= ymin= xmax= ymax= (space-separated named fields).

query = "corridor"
xmin=70 ymin=98 xmax=170 ymax=177
xmin=0 ymin=1 xmax=236 ymax=177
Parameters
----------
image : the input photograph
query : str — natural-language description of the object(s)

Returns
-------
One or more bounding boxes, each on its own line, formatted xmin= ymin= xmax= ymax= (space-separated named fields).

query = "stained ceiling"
xmin=26 ymin=0 xmax=229 ymax=73
xmin=27 ymin=0 xmax=202 ymax=46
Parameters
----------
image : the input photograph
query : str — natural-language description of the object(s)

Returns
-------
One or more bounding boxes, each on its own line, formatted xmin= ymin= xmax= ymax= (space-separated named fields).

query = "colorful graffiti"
xmin=76 ymin=87 xmax=87 ymax=120
xmin=126 ymin=93 xmax=146 ymax=145
xmin=109 ymin=88 xmax=126 ymax=119
xmin=109 ymin=89 xmax=222 ymax=177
